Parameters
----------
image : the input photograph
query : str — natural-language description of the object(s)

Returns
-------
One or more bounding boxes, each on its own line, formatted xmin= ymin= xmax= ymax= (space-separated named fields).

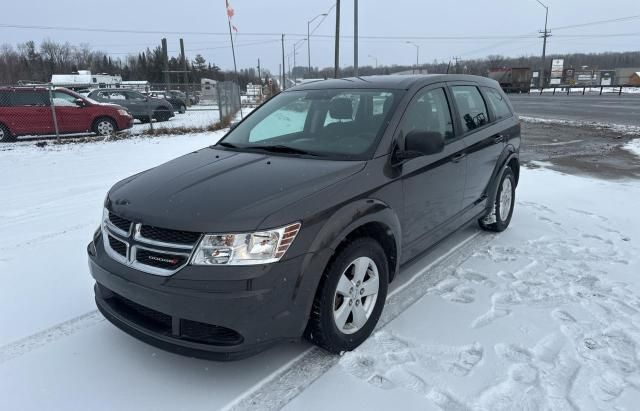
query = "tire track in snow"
xmin=224 ymin=232 xmax=496 ymax=411
xmin=0 ymin=310 xmax=103 ymax=364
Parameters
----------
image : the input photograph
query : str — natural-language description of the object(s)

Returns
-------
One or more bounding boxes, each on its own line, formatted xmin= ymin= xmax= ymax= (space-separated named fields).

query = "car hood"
xmin=107 ymin=148 xmax=365 ymax=233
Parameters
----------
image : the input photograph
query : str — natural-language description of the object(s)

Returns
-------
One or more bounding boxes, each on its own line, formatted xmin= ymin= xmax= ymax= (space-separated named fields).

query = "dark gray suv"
xmin=88 ymin=75 xmax=520 ymax=360
xmin=88 ymin=89 xmax=175 ymax=122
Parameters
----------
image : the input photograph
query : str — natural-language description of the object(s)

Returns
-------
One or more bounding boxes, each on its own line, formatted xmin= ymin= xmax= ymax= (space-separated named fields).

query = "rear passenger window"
xmin=0 ymin=92 xmax=10 ymax=107
xmin=401 ymin=88 xmax=455 ymax=142
xmin=451 ymin=86 xmax=488 ymax=132
xmin=483 ymin=88 xmax=512 ymax=120
xmin=11 ymin=91 xmax=49 ymax=107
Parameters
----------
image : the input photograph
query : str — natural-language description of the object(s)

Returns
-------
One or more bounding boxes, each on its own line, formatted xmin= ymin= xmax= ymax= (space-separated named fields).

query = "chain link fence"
xmin=0 ymin=81 xmax=245 ymax=143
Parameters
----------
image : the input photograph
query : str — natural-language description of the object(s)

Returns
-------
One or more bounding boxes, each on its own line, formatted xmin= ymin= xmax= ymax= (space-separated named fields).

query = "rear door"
xmin=52 ymin=91 xmax=91 ymax=133
xmin=8 ymin=90 xmax=54 ymax=135
xmin=448 ymin=83 xmax=505 ymax=208
xmin=398 ymin=84 xmax=467 ymax=259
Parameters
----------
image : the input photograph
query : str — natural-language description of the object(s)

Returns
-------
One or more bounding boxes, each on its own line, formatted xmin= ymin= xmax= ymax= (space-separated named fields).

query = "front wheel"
xmin=93 ymin=118 xmax=116 ymax=137
xmin=479 ymin=167 xmax=516 ymax=232
xmin=305 ymin=238 xmax=389 ymax=353
xmin=154 ymin=109 xmax=172 ymax=122
xmin=179 ymin=105 xmax=186 ymax=114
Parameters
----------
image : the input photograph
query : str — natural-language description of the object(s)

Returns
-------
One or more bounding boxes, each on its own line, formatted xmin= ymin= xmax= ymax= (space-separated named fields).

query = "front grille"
xmin=103 ymin=289 xmax=244 ymax=346
xmin=103 ymin=212 xmax=200 ymax=276
xmin=181 ymin=319 xmax=244 ymax=346
xmin=139 ymin=225 xmax=201 ymax=246
xmin=108 ymin=212 xmax=132 ymax=233
xmin=108 ymin=235 xmax=127 ymax=257
xmin=136 ymin=249 xmax=187 ymax=270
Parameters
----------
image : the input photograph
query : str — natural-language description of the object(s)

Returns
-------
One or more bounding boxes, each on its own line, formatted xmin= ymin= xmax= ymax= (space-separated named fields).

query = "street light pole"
xmin=307 ymin=13 xmax=328 ymax=76
xmin=368 ymin=54 xmax=378 ymax=69
xmin=406 ymin=41 xmax=420 ymax=74
xmin=536 ymin=0 xmax=551 ymax=88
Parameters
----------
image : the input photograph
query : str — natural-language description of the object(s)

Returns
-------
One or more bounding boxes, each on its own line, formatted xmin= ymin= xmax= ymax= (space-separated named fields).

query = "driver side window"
xmin=400 ymin=87 xmax=454 ymax=142
xmin=52 ymin=91 xmax=79 ymax=107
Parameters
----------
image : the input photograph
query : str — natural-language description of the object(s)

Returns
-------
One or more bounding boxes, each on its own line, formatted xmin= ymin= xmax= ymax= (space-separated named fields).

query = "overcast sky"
xmin=1 ymin=0 xmax=639 ymax=74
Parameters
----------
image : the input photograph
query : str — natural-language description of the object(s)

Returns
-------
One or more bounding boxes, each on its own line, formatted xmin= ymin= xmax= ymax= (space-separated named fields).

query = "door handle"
xmin=451 ymin=153 xmax=466 ymax=163
xmin=493 ymin=134 xmax=505 ymax=144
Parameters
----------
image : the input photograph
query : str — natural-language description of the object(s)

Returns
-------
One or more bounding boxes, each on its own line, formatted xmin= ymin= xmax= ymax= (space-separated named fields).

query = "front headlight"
xmin=191 ymin=222 xmax=301 ymax=266
xmin=117 ymin=109 xmax=129 ymax=116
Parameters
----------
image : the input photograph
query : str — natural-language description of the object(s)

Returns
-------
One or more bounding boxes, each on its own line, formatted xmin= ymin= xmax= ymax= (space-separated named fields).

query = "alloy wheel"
xmin=499 ymin=178 xmax=513 ymax=221
xmin=332 ymin=256 xmax=380 ymax=335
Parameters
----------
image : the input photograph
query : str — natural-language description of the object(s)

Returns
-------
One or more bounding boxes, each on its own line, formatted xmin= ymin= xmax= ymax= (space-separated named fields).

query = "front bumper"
xmin=88 ymin=233 xmax=325 ymax=360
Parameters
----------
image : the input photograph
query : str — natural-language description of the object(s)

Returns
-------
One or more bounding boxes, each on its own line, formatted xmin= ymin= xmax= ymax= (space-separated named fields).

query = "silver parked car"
xmin=88 ymin=89 xmax=175 ymax=122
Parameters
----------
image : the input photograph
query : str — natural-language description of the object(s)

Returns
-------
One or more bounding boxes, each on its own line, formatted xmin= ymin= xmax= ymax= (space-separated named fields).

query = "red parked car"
xmin=0 ymin=87 xmax=134 ymax=142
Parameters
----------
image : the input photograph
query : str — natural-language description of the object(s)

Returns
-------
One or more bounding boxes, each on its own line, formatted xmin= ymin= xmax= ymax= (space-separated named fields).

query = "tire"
xmin=154 ymin=109 xmax=172 ymax=122
xmin=0 ymin=123 xmax=16 ymax=143
xmin=479 ymin=167 xmax=516 ymax=232
xmin=179 ymin=105 xmax=186 ymax=114
xmin=305 ymin=237 xmax=389 ymax=354
xmin=92 ymin=117 xmax=117 ymax=137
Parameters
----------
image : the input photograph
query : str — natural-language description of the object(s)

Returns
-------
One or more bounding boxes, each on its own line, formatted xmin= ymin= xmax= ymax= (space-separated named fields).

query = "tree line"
xmin=0 ymin=40 xmax=266 ymax=87
xmin=1 ymin=40 xmax=639 ymax=86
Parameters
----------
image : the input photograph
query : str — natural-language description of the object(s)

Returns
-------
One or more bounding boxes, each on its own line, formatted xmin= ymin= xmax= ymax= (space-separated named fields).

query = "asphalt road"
xmin=509 ymin=94 xmax=640 ymax=126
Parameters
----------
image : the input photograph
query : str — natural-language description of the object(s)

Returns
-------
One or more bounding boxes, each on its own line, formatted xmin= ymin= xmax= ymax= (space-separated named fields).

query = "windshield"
xmin=218 ymin=89 xmax=403 ymax=160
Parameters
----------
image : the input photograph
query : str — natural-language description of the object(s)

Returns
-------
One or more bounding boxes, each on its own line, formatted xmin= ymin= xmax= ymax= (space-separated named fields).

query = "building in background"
xmin=200 ymin=78 xmax=217 ymax=102
xmin=615 ymin=68 xmax=640 ymax=85
xmin=51 ymin=70 xmax=122 ymax=90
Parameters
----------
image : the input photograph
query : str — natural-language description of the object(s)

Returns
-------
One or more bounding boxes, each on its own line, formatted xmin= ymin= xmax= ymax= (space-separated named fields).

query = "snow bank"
xmin=624 ymin=139 xmax=640 ymax=158
xmin=521 ymin=115 xmax=640 ymax=135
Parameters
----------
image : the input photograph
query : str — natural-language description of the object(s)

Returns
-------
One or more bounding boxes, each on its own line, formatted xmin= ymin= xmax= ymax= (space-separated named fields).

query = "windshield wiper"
xmin=250 ymin=145 xmax=318 ymax=156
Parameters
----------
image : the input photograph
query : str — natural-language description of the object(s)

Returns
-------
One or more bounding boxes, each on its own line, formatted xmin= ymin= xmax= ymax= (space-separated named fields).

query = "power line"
xmin=552 ymin=14 xmax=640 ymax=31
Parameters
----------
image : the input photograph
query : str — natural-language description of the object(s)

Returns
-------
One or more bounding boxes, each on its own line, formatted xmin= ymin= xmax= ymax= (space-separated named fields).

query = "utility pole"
xmin=257 ymin=58 xmax=261 ymax=83
xmin=354 ymin=0 xmax=359 ymax=77
xmin=536 ymin=0 xmax=551 ymax=88
xmin=334 ymin=0 xmax=341 ymax=78
xmin=179 ymin=38 xmax=189 ymax=103
xmin=281 ymin=34 xmax=286 ymax=90
xmin=307 ymin=12 xmax=328 ymax=78
xmin=161 ymin=38 xmax=170 ymax=91
xmin=453 ymin=56 xmax=461 ymax=74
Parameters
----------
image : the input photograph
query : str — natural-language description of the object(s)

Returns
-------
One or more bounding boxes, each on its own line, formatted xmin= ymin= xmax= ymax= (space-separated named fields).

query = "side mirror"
xmin=75 ymin=98 xmax=86 ymax=107
xmin=395 ymin=130 xmax=445 ymax=162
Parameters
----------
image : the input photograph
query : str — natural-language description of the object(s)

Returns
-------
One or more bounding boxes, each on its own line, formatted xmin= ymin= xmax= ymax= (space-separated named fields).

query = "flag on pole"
xmin=226 ymin=1 xmax=238 ymax=34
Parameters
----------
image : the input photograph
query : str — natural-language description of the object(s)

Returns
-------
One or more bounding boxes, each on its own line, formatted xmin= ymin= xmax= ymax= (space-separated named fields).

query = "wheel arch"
xmin=484 ymin=147 xmax=519 ymax=213
xmin=305 ymin=199 xmax=402 ymax=286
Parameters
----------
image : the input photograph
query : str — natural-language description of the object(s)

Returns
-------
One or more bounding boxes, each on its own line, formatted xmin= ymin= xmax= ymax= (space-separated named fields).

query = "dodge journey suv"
xmin=88 ymin=75 xmax=520 ymax=360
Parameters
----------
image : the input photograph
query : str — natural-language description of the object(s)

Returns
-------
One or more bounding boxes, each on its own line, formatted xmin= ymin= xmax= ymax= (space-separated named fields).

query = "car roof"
xmin=286 ymin=74 xmax=499 ymax=91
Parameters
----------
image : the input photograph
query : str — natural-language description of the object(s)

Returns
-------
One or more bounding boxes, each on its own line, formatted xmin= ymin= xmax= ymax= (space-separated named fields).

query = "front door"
xmin=399 ymin=85 xmax=467 ymax=260
xmin=52 ymin=91 xmax=91 ymax=133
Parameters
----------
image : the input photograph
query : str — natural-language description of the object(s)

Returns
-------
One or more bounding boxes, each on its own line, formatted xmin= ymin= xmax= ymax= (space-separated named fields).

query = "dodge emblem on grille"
xmin=148 ymin=255 xmax=179 ymax=265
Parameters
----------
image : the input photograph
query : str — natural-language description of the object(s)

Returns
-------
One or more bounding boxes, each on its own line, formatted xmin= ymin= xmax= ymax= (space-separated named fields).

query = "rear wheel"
xmin=179 ymin=104 xmax=186 ymax=114
xmin=92 ymin=118 xmax=117 ymax=137
xmin=305 ymin=238 xmax=388 ymax=353
xmin=479 ymin=167 xmax=516 ymax=232
xmin=0 ymin=123 xmax=16 ymax=142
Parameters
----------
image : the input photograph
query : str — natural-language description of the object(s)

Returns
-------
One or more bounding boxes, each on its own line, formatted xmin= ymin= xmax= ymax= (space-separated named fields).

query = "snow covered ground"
xmin=1 ymin=129 xmax=639 ymax=410
xmin=130 ymin=106 xmax=221 ymax=134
